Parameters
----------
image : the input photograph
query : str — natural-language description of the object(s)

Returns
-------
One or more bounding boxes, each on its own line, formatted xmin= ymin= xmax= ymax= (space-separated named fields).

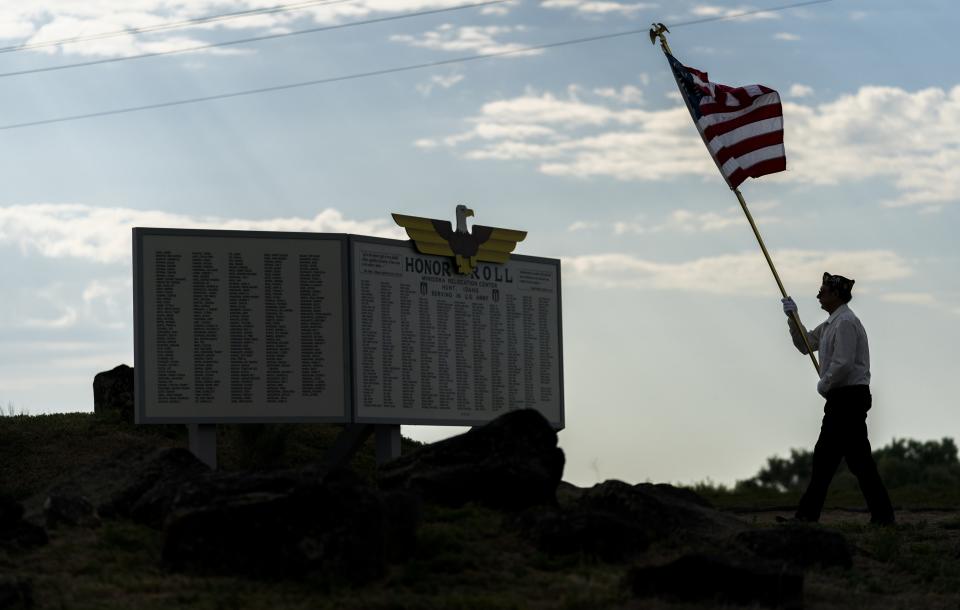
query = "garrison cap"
xmin=823 ymin=272 xmax=855 ymax=299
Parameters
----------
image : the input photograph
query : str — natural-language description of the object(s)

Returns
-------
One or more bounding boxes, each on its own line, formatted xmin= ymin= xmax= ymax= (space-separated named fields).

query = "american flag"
xmin=666 ymin=52 xmax=786 ymax=189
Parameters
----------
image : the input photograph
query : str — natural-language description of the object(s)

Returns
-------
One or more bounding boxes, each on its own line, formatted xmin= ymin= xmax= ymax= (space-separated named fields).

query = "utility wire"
xmin=667 ymin=0 xmax=832 ymax=28
xmin=0 ymin=0 xmax=833 ymax=132
xmin=0 ymin=0 xmax=352 ymax=55
xmin=0 ymin=0 xmax=507 ymax=80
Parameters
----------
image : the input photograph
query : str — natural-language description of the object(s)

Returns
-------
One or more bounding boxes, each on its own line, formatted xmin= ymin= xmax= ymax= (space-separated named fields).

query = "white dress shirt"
xmin=788 ymin=303 xmax=871 ymax=397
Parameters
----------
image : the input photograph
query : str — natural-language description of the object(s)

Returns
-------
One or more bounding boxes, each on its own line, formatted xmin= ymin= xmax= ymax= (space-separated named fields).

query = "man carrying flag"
xmin=782 ymin=276 xmax=895 ymax=525
xmin=650 ymin=24 xmax=894 ymax=524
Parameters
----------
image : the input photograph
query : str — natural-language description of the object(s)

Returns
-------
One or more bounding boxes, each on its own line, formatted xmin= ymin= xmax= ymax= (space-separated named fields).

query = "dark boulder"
xmin=577 ymin=480 xmax=745 ymax=543
xmin=737 ymin=524 xmax=852 ymax=569
xmin=44 ymin=485 xmax=100 ymax=529
xmin=163 ymin=469 xmax=413 ymax=583
xmin=624 ymin=553 xmax=803 ymax=609
xmin=378 ymin=409 xmax=564 ymax=510
xmin=0 ymin=495 xmax=23 ymax=526
xmin=516 ymin=481 xmax=746 ymax=561
xmin=380 ymin=489 xmax=422 ymax=563
xmin=0 ymin=576 xmax=32 ymax=610
xmin=0 ymin=495 xmax=47 ymax=551
xmin=99 ymin=448 xmax=211 ymax=528
xmin=92 ymin=364 xmax=134 ymax=421
xmin=26 ymin=446 xmax=210 ymax=529
xmin=515 ymin=505 xmax=653 ymax=561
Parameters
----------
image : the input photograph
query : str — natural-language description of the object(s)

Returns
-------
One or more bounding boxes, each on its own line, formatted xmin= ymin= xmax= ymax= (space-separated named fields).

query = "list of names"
xmin=142 ymin=233 xmax=346 ymax=421
xmin=352 ymin=242 xmax=562 ymax=426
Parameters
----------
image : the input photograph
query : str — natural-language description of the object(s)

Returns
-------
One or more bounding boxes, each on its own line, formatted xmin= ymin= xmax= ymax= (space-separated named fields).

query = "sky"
xmin=0 ymin=0 xmax=957 ymax=488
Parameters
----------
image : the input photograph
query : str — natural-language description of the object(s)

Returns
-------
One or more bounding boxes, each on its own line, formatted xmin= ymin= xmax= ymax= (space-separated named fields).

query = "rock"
xmin=378 ymin=409 xmax=565 ymax=510
xmin=516 ymin=481 xmax=746 ymax=561
xmin=575 ymin=480 xmax=747 ymax=543
xmin=380 ymin=490 xmax=422 ymax=563
xmin=0 ymin=495 xmax=47 ymax=551
xmin=515 ymin=505 xmax=653 ymax=562
xmin=0 ymin=521 xmax=47 ymax=552
xmin=100 ymin=448 xmax=211 ymax=528
xmin=624 ymin=553 xmax=803 ymax=609
xmin=555 ymin=481 xmax=585 ymax=507
xmin=44 ymin=485 xmax=100 ymax=529
xmin=92 ymin=364 xmax=134 ymax=421
xmin=0 ymin=495 xmax=23 ymax=526
xmin=737 ymin=524 xmax=852 ymax=569
xmin=0 ymin=576 xmax=32 ymax=610
xmin=162 ymin=469 xmax=411 ymax=583
xmin=27 ymin=446 xmax=210 ymax=529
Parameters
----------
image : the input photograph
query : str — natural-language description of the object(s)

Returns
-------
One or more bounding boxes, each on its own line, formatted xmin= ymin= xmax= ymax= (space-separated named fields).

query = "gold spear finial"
xmin=648 ymin=22 xmax=672 ymax=55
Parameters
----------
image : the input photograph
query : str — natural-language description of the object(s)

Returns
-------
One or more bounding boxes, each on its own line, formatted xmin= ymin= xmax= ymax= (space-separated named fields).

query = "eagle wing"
xmin=472 ymin=225 xmax=527 ymax=264
xmin=392 ymin=213 xmax=455 ymax=257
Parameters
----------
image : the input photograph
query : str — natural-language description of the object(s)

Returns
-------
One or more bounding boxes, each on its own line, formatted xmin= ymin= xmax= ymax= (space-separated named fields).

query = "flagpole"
xmin=733 ymin=188 xmax=820 ymax=373
xmin=650 ymin=23 xmax=820 ymax=374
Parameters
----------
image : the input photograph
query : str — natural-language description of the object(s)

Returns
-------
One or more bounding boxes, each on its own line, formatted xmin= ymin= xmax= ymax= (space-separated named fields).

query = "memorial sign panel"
xmin=134 ymin=228 xmax=350 ymax=423
xmin=351 ymin=237 xmax=564 ymax=428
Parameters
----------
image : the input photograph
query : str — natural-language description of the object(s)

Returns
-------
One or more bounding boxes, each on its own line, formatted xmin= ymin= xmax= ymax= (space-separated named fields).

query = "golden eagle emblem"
xmin=392 ymin=205 xmax=527 ymax=275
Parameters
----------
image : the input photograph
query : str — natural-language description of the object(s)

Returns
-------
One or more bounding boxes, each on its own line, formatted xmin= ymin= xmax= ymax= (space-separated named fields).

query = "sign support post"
xmin=188 ymin=423 xmax=218 ymax=470
xmin=375 ymin=424 xmax=402 ymax=465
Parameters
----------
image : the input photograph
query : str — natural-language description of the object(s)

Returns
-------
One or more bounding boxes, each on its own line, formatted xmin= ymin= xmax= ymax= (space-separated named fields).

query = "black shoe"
xmin=870 ymin=516 xmax=896 ymax=527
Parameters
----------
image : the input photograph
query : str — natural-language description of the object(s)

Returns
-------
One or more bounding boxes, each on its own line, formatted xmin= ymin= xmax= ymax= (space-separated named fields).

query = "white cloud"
xmin=880 ymin=291 xmax=960 ymax=315
xmin=562 ymin=249 xmax=912 ymax=296
xmin=612 ymin=221 xmax=644 ymax=235
xmin=423 ymin=88 xmax=713 ymax=179
xmin=541 ymin=0 xmax=658 ymax=15
xmin=82 ymin=277 xmax=133 ymax=328
xmin=881 ymin=292 xmax=937 ymax=306
xmin=475 ymin=89 xmax=623 ymax=125
xmin=567 ymin=220 xmax=600 ymax=232
xmin=420 ymin=83 xmax=960 ymax=210
xmin=416 ymin=72 xmax=465 ymax=96
xmin=689 ymin=4 xmax=781 ymax=21
xmin=785 ymin=86 xmax=960 ymax=208
xmin=0 ymin=204 xmax=403 ymax=265
xmin=18 ymin=277 xmax=132 ymax=330
xmin=593 ymin=85 xmax=644 ymax=105
xmin=26 ymin=307 xmax=79 ymax=329
xmin=614 ymin=205 xmax=781 ymax=235
xmin=788 ymin=83 xmax=814 ymax=98
xmin=390 ymin=23 xmax=539 ymax=56
xmin=0 ymin=1 xmax=500 ymax=59
xmin=774 ymin=32 xmax=801 ymax=41
xmin=480 ymin=0 xmax=518 ymax=15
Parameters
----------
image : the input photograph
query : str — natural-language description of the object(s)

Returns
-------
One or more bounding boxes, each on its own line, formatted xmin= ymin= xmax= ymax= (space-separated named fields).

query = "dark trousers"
xmin=796 ymin=385 xmax=895 ymax=523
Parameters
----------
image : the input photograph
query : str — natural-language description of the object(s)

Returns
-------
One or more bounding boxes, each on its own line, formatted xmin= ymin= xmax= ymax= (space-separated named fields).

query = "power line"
xmin=0 ymin=0 xmax=352 ymax=55
xmin=0 ymin=0 xmax=833 ymax=132
xmin=668 ymin=0 xmax=833 ymax=28
xmin=0 ymin=0 xmax=507 ymax=80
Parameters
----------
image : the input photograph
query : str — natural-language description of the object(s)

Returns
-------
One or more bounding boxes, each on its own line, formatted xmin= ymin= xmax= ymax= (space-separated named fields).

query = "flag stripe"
xmin=726 ymin=157 xmax=787 ymax=189
xmin=702 ymin=103 xmax=783 ymax=141
xmin=713 ymin=130 xmax=784 ymax=166
xmin=707 ymin=116 xmax=783 ymax=153
xmin=720 ymin=144 xmax=785 ymax=180
xmin=700 ymin=85 xmax=772 ymax=111
xmin=697 ymin=92 xmax=780 ymax=123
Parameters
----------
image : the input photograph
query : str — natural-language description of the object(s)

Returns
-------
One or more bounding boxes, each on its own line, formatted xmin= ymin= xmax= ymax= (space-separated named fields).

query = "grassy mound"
xmin=3 ymin=414 xmax=960 ymax=609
